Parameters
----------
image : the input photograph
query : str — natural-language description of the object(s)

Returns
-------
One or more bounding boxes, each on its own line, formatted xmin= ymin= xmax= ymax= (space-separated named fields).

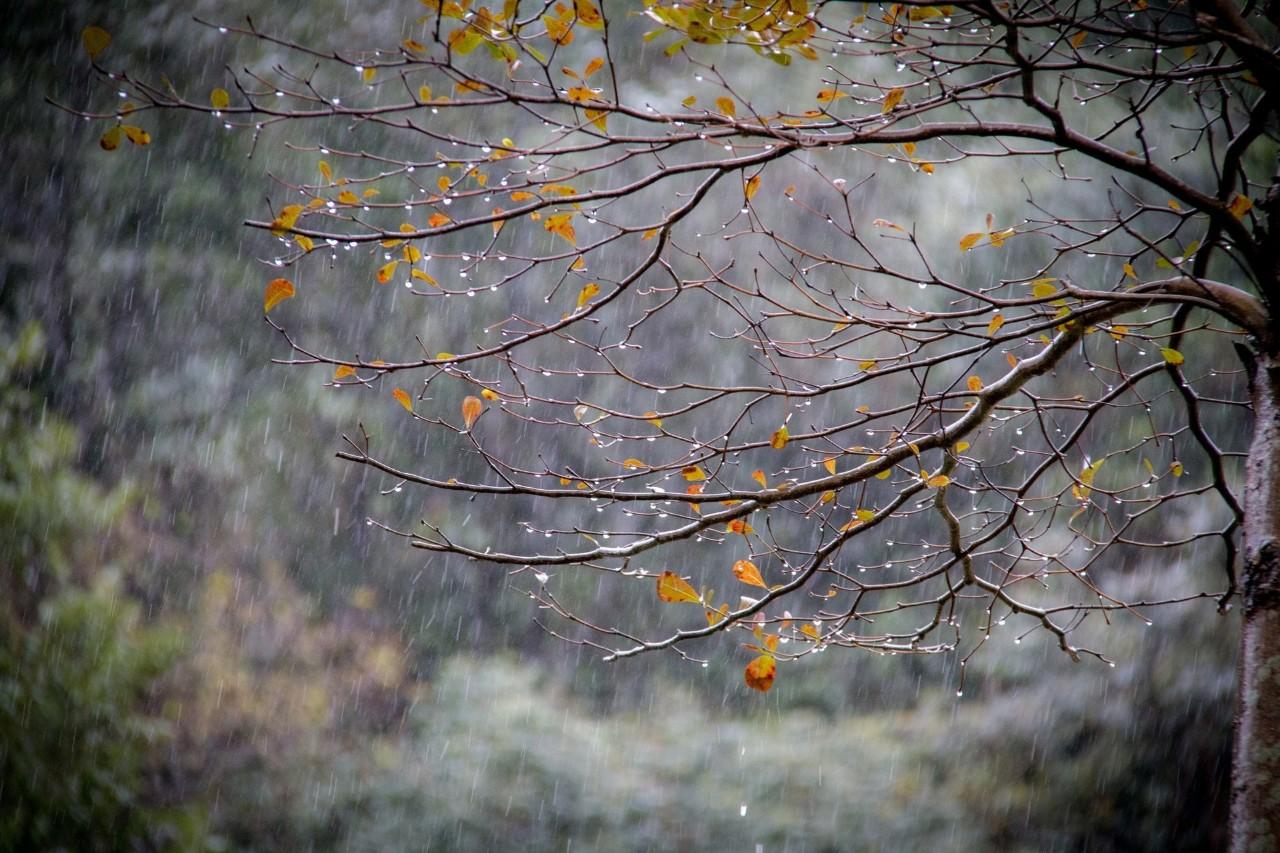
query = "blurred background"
xmin=2 ymin=2 xmax=1238 ymax=850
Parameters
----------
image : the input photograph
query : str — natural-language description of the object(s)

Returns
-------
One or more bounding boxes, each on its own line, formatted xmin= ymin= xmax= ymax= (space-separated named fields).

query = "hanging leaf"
xmin=823 ymin=457 xmax=837 ymax=475
xmin=681 ymin=465 xmax=707 ymax=482
xmin=480 ymin=388 xmax=500 ymax=401
xmin=210 ymin=87 xmax=231 ymax=109
xmin=461 ymin=395 xmax=483 ymax=428
xmin=428 ymin=212 xmax=452 ymax=227
xmin=744 ymin=174 xmax=761 ymax=201
xmin=583 ymin=57 xmax=605 ymax=78
xmin=800 ymin=623 xmax=821 ymax=641
xmin=715 ymin=97 xmax=737 ymax=118
xmin=121 ymin=125 xmax=151 ymax=146
xmin=544 ymin=212 xmax=577 ymax=244
xmin=732 ymin=560 xmax=767 ymax=589
xmin=1160 ymin=347 xmax=1185 ymax=366
xmin=333 ymin=365 xmax=356 ymax=380
xmin=744 ymin=655 xmax=777 ymax=692
xmin=881 ymin=87 xmax=904 ymax=113
xmin=376 ymin=260 xmax=399 ymax=284
xmin=576 ymin=282 xmax=600 ymax=308
xmin=1123 ymin=263 xmax=1138 ymax=280
xmin=99 ymin=126 xmax=122 ymax=151
xmin=770 ymin=425 xmax=789 ymax=450
xmin=966 ymin=375 xmax=984 ymax=392
xmin=337 ymin=190 xmax=360 ymax=205
xmin=959 ymin=232 xmax=985 ymax=251
xmin=1171 ymin=460 xmax=1184 ymax=477
xmin=657 ymin=571 xmax=701 ymax=604
xmin=986 ymin=314 xmax=1005 ymax=336
xmin=263 ymin=278 xmax=295 ymax=313
xmin=644 ymin=411 xmax=663 ymax=428
xmin=584 ymin=108 xmax=608 ymax=132
xmin=926 ymin=474 xmax=951 ymax=488
xmin=751 ymin=469 xmax=767 ymax=489
xmin=726 ymin=518 xmax=753 ymax=535
xmin=81 ymin=25 xmax=111 ymax=58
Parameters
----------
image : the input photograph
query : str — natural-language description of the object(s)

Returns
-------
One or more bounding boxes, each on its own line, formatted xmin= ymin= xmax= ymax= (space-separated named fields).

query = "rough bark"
xmin=1234 ymin=351 xmax=1280 ymax=852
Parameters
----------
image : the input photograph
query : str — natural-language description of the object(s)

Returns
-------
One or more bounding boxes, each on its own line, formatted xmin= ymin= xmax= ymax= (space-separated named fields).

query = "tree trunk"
xmin=1233 ymin=350 xmax=1280 ymax=851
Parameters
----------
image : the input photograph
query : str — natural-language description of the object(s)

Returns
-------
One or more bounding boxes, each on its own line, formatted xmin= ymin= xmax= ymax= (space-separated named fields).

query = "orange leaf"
xmin=461 ymin=395 xmax=484 ymax=428
xmin=744 ymin=655 xmax=777 ymax=692
xmin=751 ymin=469 xmax=767 ymax=489
xmin=727 ymin=518 xmax=753 ymax=536
xmin=732 ymin=560 xmax=767 ymax=589
xmin=823 ymin=457 xmax=837 ymax=475
xmin=966 ymin=375 xmax=984 ymax=392
xmin=583 ymin=57 xmax=605 ymax=78
xmin=392 ymin=388 xmax=413 ymax=412
xmin=681 ymin=465 xmax=706 ymax=482
xmin=333 ymin=365 xmax=356 ymax=380
xmin=263 ymin=278 xmax=295 ymax=313
xmin=715 ymin=97 xmax=737 ymax=118
xmin=744 ymin=174 xmax=761 ymax=201
xmin=657 ymin=571 xmax=701 ymax=604
xmin=377 ymin=260 xmax=399 ymax=284
xmin=881 ymin=87 xmax=904 ymax=113
xmin=428 ymin=212 xmax=452 ymax=228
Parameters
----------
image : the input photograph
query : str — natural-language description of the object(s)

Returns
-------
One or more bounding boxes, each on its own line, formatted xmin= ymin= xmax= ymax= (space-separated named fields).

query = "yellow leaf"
xmin=959 ymin=232 xmax=985 ymax=251
xmin=1032 ymin=282 xmax=1057 ymax=299
xmin=657 ymin=571 xmax=701 ymax=604
xmin=362 ymin=66 xmax=376 ymax=83
xmin=210 ymin=87 xmax=231 ymax=109
xmin=621 ymin=458 xmax=649 ymax=470
xmin=376 ymin=260 xmax=399 ymax=284
xmin=1160 ymin=347 xmax=1184 ymax=365
xmin=733 ymin=560 xmax=767 ymax=588
xmin=823 ymin=457 xmax=837 ymax=475
xmin=81 ymin=25 xmax=111 ymax=58
xmin=751 ymin=469 xmax=767 ymax=489
xmin=333 ymin=365 xmax=356 ymax=379
xmin=418 ymin=84 xmax=433 ymax=102
xmin=480 ymin=388 xmax=500 ymax=401
xmin=953 ymin=441 xmax=970 ymax=453
xmin=584 ymin=57 xmax=605 ymax=78
xmin=567 ymin=86 xmax=595 ymax=103
xmin=987 ymin=314 xmax=1005 ymax=336
xmin=337 ymin=190 xmax=360 ymax=205
xmin=402 ymin=38 xmax=427 ymax=53
xmin=576 ymin=282 xmax=600 ymax=308
xmin=706 ymin=603 xmax=730 ymax=625
xmin=821 ymin=490 xmax=836 ymax=503
xmin=263 ymin=278 xmax=295 ymax=313
xmin=510 ymin=191 xmax=535 ymax=201
xmin=435 ymin=352 xmax=454 ymax=361
xmin=392 ymin=388 xmax=413 ymax=411
xmin=881 ymin=87 xmax=904 ymax=113
xmin=1171 ymin=460 xmax=1184 ymax=477
xmin=1069 ymin=30 xmax=1087 ymax=48
xmin=715 ymin=97 xmax=737 ymax=118
xmin=966 ymin=375 xmax=984 ymax=392
xmin=585 ymin=108 xmax=608 ymax=132
xmin=461 ymin=395 xmax=483 ymax=428
xmin=121 ymin=125 xmax=151 ymax=146
xmin=926 ymin=474 xmax=951 ymax=488
xmin=744 ymin=174 xmax=761 ymax=201
xmin=644 ymin=411 xmax=663 ymax=428
xmin=1228 ymin=194 xmax=1253 ymax=219
xmin=770 ymin=425 xmax=789 ymax=450
xmin=411 ymin=269 xmax=439 ymax=287
xmin=1110 ymin=324 xmax=1128 ymax=340
xmin=1123 ymin=263 xmax=1138 ymax=280
xmin=681 ymin=465 xmax=707 ymax=482
xmin=295 ymin=234 xmax=314 ymax=253
xmin=642 ymin=228 xmax=660 ymax=241
xmin=816 ymin=88 xmax=846 ymax=104
xmin=428 ymin=212 xmax=452 ymax=228
xmin=988 ymin=227 xmax=1015 ymax=247
xmin=744 ymin=655 xmax=777 ymax=692
xmin=800 ymin=624 xmax=821 ymax=641
xmin=99 ymin=126 xmax=122 ymax=151
xmin=544 ymin=212 xmax=577 ymax=244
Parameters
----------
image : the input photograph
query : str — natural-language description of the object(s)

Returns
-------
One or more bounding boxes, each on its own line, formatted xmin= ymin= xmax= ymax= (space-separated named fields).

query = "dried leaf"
xmin=770 ymin=425 xmax=789 ymax=450
xmin=744 ymin=174 xmax=761 ymax=201
xmin=657 ymin=571 xmax=701 ymax=604
xmin=751 ymin=469 xmax=767 ymax=489
xmin=392 ymin=388 xmax=413 ymax=411
xmin=744 ymin=655 xmax=777 ymax=692
xmin=715 ymin=96 xmax=737 ymax=118
xmin=959 ymin=232 xmax=985 ymax=251
xmin=333 ymin=365 xmax=356 ymax=380
xmin=99 ymin=126 xmax=122 ymax=151
xmin=987 ymin=314 xmax=1005 ymax=336
xmin=263 ymin=278 xmax=295 ymax=313
xmin=681 ymin=465 xmax=707 ymax=482
xmin=461 ymin=395 xmax=483 ymax=428
xmin=576 ymin=282 xmax=600 ymax=308
xmin=733 ymin=560 xmax=767 ymax=589
xmin=966 ymin=375 xmax=984 ymax=392
xmin=881 ymin=87 xmax=904 ymax=113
